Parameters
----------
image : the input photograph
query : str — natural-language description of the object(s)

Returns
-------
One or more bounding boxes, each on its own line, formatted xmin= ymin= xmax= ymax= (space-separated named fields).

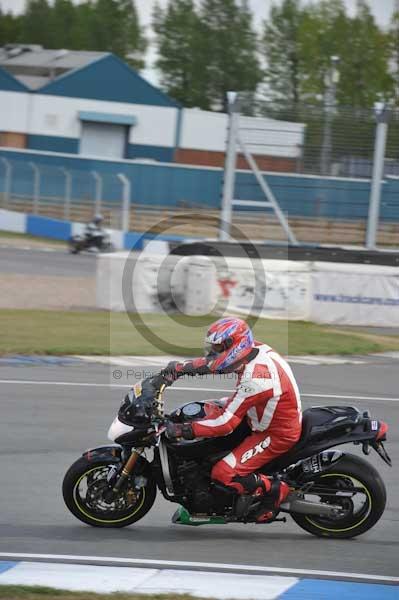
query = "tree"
xmin=0 ymin=8 xmax=22 ymax=46
xmin=263 ymin=0 xmax=393 ymax=110
xmin=154 ymin=0 xmax=261 ymax=111
xmin=337 ymin=0 xmax=394 ymax=107
xmin=117 ymin=0 xmax=147 ymax=68
xmin=10 ymin=0 xmax=146 ymax=69
xmin=50 ymin=0 xmax=78 ymax=49
xmin=200 ymin=0 xmax=262 ymax=112
xmin=20 ymin=0 xmax=54 ymax=47
xmin=72 ymin=1 xmax=96 ymax=50
xmin=78 ymin=0 xmax=146 ymax=68
xmin=262 ymin=0 xmax=305 ymax=107
xmin=388 ymin=10 xmax=399 ymax=102
xmin=298 ymin=0 xmax=348 ymax=103
xmin=154 ymin=0 xmax=209 ymax=108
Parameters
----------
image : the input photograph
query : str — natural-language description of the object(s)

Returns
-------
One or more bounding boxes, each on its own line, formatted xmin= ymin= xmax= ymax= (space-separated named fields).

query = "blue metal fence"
xmin=1 ymin=148 xmax=398 ymax=222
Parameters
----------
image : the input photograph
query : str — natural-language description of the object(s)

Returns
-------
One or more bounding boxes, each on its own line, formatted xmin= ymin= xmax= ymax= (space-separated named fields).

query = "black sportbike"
xmin=63 ymin=381 xmax=391 ymax=538
xmin=68 ymin=231 xmax=114 ymax=254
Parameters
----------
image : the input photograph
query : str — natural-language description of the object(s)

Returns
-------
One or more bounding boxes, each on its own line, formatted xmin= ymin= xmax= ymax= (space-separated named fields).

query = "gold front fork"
xmin=113 ymin=448 xmax=142 ymax=493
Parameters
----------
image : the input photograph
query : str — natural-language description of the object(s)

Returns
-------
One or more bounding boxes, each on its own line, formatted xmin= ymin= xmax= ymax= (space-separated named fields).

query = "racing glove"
xmin=166 ymin=421 xmax=195 ymax=440
xmin=160 ymin=358 xmax=211 ymax=384
xmin=160 ymin=360 xmax=184 ymax=385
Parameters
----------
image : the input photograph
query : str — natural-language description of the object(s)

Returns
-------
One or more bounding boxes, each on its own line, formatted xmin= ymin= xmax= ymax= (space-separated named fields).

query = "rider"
xmin=155 ymin=317 xmax=302 ymax=522
xmin=85 ymin=214 xmax=105 ymax=248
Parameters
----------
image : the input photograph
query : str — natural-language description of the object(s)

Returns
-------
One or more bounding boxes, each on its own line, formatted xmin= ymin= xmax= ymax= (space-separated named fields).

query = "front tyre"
xmin=62 ymin=457 xmax=156 ymax=527
xmin=68 ymin=237 xmax=80 ymax=254
xmin=291 ymin=454 xmax=386 ymax=539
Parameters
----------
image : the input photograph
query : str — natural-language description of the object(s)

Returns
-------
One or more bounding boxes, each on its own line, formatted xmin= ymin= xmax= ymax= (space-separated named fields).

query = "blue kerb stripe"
xmin=279 ymin=579 xmax=399 ymax=599
xmin=27 ymin=215 xmax=71 ymax=241
xmin=0 ymin=561 xmax=18 ymax=574
xmin=124 ymin=231 xmax=144 ymax=250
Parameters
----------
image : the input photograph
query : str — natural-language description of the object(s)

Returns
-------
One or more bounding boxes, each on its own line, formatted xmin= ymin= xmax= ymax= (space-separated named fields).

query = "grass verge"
xmin=0 ymin=586 xmax=198 ymax=600
xmin=1 ymin=309 xmax=399 ymax=356
xmin=0 ymin=231 xmax=65 ymax=245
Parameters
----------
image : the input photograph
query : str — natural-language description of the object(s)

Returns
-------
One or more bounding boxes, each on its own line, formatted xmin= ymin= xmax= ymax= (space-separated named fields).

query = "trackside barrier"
xmin=97 ymin=252 xmax=399 ymax=327
xmin=0 ymin=209 xmax=195 ymax=250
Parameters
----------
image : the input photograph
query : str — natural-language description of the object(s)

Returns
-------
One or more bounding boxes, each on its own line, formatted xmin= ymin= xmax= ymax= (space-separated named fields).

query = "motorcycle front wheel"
xmin=291 ymin=454 xmax=386 ymax=539
xmin=62 ymin=457 xmax=157 ymax=527
xmin=68 ymin=237 xmax=80 ymax=254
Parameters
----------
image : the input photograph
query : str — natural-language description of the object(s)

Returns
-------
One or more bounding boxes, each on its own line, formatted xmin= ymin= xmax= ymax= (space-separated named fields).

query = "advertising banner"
xmin=311 ymin=262 xmax=399 ymax=327
xmin=214 ymin=258 xmax=311 ymax=320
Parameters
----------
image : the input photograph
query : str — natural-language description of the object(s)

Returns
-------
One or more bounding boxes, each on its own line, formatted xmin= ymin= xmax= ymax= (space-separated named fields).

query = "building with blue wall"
xmin=0 ymin=45 xmax=180 ymax=162
xmin=0 ymin=44 xmax=305 ymax=171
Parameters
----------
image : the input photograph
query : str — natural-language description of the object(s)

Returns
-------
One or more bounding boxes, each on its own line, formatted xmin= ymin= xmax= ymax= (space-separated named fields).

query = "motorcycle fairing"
xmin=82 ymin=444 xmax=122 ymax=463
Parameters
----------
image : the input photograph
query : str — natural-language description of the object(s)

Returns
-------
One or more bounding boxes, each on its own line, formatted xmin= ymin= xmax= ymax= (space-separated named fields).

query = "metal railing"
xmin=220 ymin=95 xmax=399 ymax=249
xmin=0 ymin=159 xmax=132 ymax=231
xmin=0 ymin=141 xmax=398 ymax=248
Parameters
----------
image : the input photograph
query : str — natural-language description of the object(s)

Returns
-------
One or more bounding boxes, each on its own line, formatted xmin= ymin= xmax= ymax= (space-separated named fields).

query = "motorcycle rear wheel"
xmin=62 ymin=457 xmax=156 ymax=527
xmin=291 ymin=454 xmax=386 ymax=539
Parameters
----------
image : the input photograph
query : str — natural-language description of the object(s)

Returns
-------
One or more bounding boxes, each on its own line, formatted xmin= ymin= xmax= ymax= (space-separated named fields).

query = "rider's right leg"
xmin=211 ymin=429 xmax=298 ymax=520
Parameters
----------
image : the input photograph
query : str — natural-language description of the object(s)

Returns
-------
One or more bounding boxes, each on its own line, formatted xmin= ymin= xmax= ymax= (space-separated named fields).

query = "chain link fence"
xmin=221 ymin=96 xmax=399 ymax=248
xmin=0 ymin=158 xmax=132 ymax=230
xmin=1 ymin=97 xmax=399 ymax=249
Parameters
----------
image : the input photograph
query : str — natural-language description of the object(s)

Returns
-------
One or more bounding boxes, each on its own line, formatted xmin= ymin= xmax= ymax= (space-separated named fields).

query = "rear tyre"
xmin=291 ymin=454 xmax=386 ymax=539
xmin=62 ymin=457 xmax=156 ymax=528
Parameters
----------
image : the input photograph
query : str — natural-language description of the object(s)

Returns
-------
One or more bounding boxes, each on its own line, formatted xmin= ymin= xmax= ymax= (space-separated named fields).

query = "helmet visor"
xmin=204 ymin=341 xmax=225 ymax=356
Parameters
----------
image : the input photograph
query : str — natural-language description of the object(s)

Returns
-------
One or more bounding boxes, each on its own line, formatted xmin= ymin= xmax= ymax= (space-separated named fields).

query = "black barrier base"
xmin=169 ymin=242 xmax=399 ymax=267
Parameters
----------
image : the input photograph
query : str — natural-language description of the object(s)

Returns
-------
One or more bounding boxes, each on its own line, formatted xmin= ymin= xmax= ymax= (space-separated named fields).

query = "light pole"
xmin=320 ymin=56 xmax=340 ymax=176
xmin=366 ymin=102 xmax=389 ymax=249
xmin=220 ymin=91 xmax=239 ymax=241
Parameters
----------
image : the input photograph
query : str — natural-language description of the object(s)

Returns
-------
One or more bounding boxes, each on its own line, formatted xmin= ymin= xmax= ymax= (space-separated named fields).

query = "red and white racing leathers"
xmin=191 ymin=343 xmax=302 ymax=493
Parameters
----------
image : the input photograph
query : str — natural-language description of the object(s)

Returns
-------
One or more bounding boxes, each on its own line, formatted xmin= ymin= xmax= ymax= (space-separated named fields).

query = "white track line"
xmin=0 ymin=379 xmax=398 ymax=402
xmin=0 ymin=553 xmax=397 ymax=584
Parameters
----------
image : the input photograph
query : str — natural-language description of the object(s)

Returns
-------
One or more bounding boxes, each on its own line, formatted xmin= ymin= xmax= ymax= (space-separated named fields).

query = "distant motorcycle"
xmin=62 ymin=380 xmax=391 ymax=538
xmin=68 ymin=230 xmax=114 ymax=254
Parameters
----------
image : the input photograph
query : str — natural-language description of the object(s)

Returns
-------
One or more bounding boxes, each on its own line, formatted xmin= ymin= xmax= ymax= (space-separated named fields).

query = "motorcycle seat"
xmin=293 ymin=406 xmax=360 ymax=449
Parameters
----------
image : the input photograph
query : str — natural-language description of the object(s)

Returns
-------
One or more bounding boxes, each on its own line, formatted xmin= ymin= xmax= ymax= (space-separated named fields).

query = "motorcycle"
xmin=62 ymin=380 xmax=391 ymax=538
xmin=68 ymin=230 xmax=114 ymax=254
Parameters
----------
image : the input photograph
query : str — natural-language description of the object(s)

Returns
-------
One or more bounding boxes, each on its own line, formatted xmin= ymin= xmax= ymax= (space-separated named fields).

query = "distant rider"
xmin=153 ymin=317 xmax=302 ymax=522
xmin=85 ymin=214 xmax=105 ymax=248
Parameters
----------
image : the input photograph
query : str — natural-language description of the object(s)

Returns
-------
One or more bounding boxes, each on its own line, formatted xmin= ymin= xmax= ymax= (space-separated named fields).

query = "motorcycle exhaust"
xmin=281 ymin=497 xmax=343 ymax=517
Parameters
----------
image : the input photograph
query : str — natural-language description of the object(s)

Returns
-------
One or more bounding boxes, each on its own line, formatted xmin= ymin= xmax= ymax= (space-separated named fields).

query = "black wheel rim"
xmin=72 ymin=465 xmax=146 ymax=524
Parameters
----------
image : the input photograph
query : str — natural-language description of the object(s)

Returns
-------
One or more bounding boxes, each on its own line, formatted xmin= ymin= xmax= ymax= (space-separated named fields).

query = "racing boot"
xmin=232 ymin=473 xmax=289 ymax=522
xmin=253 ymin=475 xmax=290 ymax=523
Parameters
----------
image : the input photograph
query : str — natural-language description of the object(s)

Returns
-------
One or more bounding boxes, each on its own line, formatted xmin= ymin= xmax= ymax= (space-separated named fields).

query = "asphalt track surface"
xmin=0 ymin=247 xmax=97 ymax=277
xmin=1 ymin=359 xmax=398 ymax=578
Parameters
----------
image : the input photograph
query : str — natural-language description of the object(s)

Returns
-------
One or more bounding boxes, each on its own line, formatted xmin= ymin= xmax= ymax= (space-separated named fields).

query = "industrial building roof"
xmin=0 ymin=45 xmax=107 ymax=89
xmin=0 ymin=44 xmax=179 ymax=107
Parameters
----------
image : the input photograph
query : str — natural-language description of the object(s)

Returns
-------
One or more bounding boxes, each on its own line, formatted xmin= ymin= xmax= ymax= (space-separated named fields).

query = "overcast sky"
xmin=1 ymin=0 xmax=397 ymax=83
xmin=1 ymin=0 xmax=397 ymax=27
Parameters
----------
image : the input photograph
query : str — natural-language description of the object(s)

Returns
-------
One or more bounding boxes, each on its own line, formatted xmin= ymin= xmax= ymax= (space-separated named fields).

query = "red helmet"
xmin=204 ymin=317 xmax=254 ymax=372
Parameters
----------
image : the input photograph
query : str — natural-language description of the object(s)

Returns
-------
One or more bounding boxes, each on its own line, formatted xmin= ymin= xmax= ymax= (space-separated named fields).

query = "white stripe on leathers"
xmin=197 ymin=345 xmax=301 ymax=434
